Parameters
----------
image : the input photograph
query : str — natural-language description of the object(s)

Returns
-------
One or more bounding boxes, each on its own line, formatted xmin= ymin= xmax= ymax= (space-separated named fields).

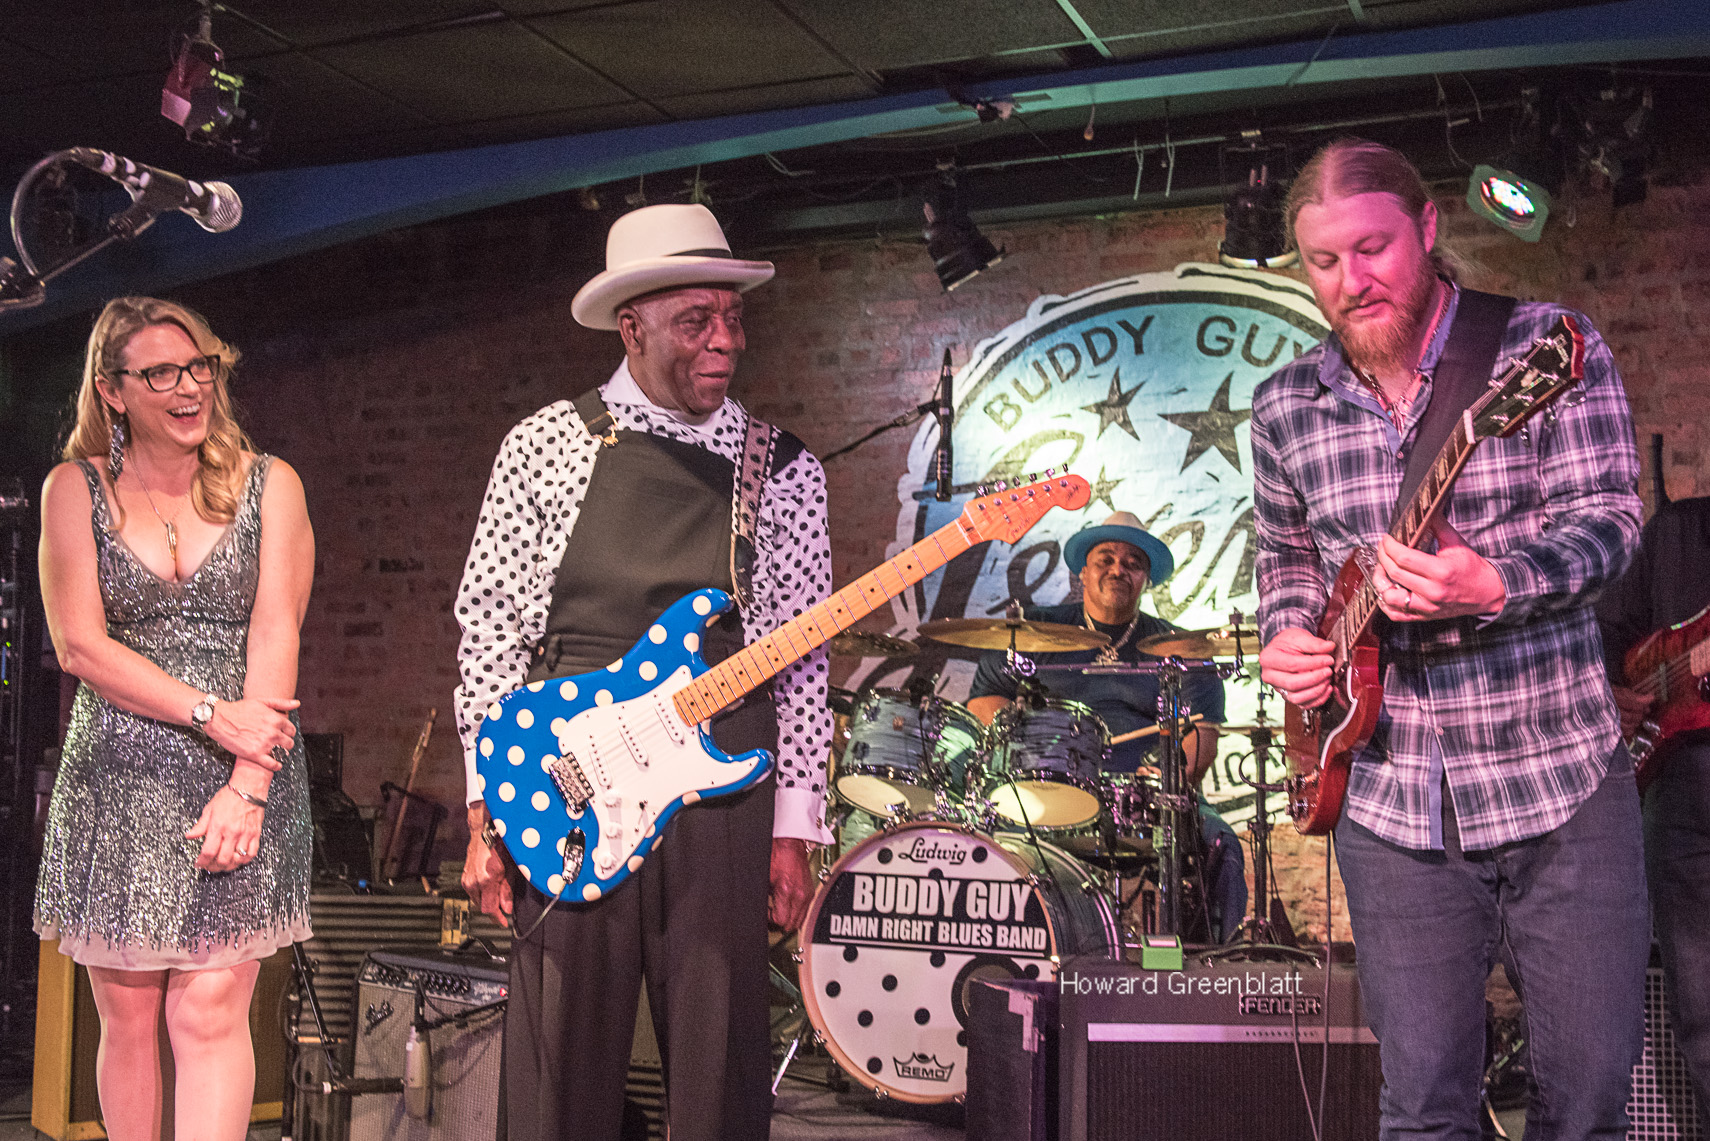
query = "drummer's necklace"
xmin=1082 ymin=605 xmax=1140 ymax=665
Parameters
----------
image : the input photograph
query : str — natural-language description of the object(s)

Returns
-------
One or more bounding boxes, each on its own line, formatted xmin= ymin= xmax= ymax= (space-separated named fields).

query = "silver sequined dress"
xmin=34 ymin=456 xmax=313 ymax=970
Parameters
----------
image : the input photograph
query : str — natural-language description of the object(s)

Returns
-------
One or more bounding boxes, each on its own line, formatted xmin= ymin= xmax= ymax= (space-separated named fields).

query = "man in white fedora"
xmin=454 ymin=203 xmax=833 ymax=1141
xmin=966 ymin=511 xmax=1247 ymax=941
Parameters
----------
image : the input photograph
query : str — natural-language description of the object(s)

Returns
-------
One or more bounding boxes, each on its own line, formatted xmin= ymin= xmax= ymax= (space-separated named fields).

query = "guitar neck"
xmin=672 ymin=516 xmax=980 ymax=724
xmin=1331 ymin=411 xmax=1485 ymax=656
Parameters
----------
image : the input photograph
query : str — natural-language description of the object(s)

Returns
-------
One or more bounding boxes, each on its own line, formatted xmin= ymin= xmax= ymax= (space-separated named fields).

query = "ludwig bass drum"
xmin=799 ymin=821 xmax=1118 ymax=1103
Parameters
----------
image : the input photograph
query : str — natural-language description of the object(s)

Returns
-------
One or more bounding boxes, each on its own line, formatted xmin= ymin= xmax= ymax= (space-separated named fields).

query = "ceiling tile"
xmin=0 ymin=2 xmax=285 ymax=79
xmin=776 ymin=0 xmax=1085 ymax=71
xmin=529 ymin=0 xmax=858 ymax=99
xmin=0 ymin=38 xmax=72 ymax=91
xmin=234 ymin=51 xmax=431 ymax=143
xmin=653 ymin=74 xmax=878 ymax=120
xmin=311 ymin=20 xmax=631 ymax=122
xmin=218 ymin=1 xmax=503 ymax=52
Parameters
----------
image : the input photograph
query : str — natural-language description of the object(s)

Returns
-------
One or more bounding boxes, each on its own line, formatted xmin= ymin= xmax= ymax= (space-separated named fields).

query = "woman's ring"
xmin=236 ymin=847 xmax=249 ymax=857
xmin=271 ymin=745 xmax=288 ymax=764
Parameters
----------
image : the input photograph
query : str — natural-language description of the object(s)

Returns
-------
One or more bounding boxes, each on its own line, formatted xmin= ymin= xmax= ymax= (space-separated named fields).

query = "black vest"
xmin=525 ymin=390 xmax=777 ymax=756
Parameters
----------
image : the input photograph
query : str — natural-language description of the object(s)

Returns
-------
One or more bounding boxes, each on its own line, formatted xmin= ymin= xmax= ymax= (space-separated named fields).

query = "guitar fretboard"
xmin=671 ymin=516 xmax=979 ymax=725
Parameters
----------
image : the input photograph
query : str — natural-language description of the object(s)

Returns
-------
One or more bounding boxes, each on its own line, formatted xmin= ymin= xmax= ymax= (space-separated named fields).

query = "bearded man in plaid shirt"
xmin=1253 ymin=138 xmax=1649 ymax=1141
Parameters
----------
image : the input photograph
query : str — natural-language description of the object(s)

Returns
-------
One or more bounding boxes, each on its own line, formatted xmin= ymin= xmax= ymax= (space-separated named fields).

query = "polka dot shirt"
xmin=454 ymin=365 xmax=835 ymax=844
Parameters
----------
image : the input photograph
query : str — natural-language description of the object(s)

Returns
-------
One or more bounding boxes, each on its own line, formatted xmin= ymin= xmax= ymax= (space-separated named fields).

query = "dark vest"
xmin=525 ymin=390 xmax=777 ymax=756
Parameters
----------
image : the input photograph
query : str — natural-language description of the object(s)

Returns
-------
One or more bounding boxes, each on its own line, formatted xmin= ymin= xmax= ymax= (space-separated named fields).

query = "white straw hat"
xmin=571 ymin=204 xmax=774 ymax=330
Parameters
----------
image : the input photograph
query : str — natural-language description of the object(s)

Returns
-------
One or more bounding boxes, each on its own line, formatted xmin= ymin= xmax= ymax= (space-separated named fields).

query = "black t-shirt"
xmin=968 ymin=601 xmax=1228 ymax=773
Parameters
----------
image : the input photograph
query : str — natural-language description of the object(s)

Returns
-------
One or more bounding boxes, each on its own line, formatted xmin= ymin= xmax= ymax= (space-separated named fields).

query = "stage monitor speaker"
xmin=1628 ymin=965 xmax=1702 ymax=1140
xmin=1057 ymin=956 xmax=1381 ymax=1141
xmin=348 ymin=947 xmax=507 ymax=1141
xmin=31 ymin=941 xmax=291 ymax=1141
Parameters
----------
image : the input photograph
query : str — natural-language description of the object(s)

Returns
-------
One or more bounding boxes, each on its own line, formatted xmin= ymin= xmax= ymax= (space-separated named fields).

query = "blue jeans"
xmin=1335 ymin=746 xmax=1650 ymax=1141
xmin=1644 ymin=739 xmax=1710 ymax=1108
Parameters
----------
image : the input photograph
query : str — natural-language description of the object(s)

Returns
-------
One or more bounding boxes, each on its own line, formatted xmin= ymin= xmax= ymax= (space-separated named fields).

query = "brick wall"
xmin=159 ymin=165 xmax=1710 ymax=932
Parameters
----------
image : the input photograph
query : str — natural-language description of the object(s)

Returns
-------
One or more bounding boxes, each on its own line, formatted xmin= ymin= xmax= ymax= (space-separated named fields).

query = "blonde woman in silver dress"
xmin=35 ymin=297 xmax=314 ymax=1141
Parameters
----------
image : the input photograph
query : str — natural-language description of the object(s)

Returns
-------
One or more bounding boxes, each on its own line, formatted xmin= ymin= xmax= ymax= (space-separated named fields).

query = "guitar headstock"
xmin=1472 ymin=314 xmax=1584 ymax=439
xmin=961 ymin=472 xmax=1091 ymax=544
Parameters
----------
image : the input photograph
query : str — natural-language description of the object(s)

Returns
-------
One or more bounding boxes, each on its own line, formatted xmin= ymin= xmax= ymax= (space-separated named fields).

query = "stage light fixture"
xmin=162 ymin=1 xmax=272 ymax=159
xmin=922 ymin=173 xmax=1004 ymax=292
xmin=1468 ymin=89 xmax=1562 ymax=242
xmin=1218 ymin=164 xmax=1296 ymax=270
xmin=1575 ymin=83 xmax=1651 ymax=209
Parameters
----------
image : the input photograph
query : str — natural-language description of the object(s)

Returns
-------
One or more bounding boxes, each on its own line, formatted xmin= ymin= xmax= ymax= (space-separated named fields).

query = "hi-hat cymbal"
xmin=1135 ymin=624 xmax=1260 ymax=659
xmin=826 ymin=630 xmax=919 ymax=659
xmin=917 ymin=618 xmax=1111 ymax=653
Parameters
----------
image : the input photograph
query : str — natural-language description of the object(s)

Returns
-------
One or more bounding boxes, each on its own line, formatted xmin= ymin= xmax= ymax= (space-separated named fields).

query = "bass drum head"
xmin=799 ymin=822 xmax=1117 ymax=1103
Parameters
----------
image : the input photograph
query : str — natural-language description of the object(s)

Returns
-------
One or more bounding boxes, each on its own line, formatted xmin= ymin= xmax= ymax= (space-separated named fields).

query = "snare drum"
xmin=837 ymin=692 xmax=979 ymax=817
xmin=800 ymin=821 xmax=1117 ymax=1103
xmin=982 ymin=700 xmax=1109 ymax=829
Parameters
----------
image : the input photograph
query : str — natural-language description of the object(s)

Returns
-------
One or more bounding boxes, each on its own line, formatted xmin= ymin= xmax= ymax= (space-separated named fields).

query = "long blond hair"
xmin=63 ymin=297 xmax=253 ymax=524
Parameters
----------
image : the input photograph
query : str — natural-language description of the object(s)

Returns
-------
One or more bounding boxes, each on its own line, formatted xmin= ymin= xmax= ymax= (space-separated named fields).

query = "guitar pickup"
xmin=549 ymin=753 xmax=595 ymax=813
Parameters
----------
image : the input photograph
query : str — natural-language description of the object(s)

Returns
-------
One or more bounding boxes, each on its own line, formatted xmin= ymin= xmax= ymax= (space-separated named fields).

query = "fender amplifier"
xmin=348 ymin=947 xmax=508 ymax=1141
xmin=1057 ymin=956 xmax=1380 ymax=1141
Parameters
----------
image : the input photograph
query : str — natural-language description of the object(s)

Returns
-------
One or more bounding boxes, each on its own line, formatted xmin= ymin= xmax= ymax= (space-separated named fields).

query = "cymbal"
xmin=1215 ymin=722 xmax=1283 ymax=734
xmin=1135 ymin=624 xmax=1260 ymax=659
xmin=826 ymin=630 xmax=919 ymax=659
xmin=916 ymin=618 xmax=1110 ymax=653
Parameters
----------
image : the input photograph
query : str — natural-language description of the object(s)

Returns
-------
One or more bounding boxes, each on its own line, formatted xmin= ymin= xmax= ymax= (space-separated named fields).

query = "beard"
xmin=1332 ymin=263 xmax=1439 ymax=377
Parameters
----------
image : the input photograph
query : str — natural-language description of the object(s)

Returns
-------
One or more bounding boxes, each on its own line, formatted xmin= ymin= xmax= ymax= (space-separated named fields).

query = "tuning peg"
xmin=1025 ymin=471 xmax=1038 ymax=483
xmin=994 ymin=480 xmax=1008 ymax=492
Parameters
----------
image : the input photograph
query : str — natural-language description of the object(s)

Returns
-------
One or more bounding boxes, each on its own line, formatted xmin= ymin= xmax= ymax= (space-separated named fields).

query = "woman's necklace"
xmin=129 ymin=457 xmax=183 ymax=564
xmin=1082 ymin=604 xmax=1141 ymax=666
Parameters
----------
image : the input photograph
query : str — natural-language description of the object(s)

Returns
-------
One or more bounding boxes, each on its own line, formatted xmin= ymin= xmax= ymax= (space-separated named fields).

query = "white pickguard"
xmin=554 ymin=664 xmax=762 ymax=883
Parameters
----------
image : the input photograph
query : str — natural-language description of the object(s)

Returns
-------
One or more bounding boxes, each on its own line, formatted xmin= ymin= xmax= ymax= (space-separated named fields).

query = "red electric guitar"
xmin=1624 ymin=605 xmax=1710 ymax=791
xmin=1284 ymin=315 xmax=1585 ymax=834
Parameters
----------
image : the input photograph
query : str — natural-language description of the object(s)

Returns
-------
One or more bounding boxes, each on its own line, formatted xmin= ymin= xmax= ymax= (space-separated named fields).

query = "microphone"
xmin=65 ymin=148 xmax=242 ymax=237
xmin=933 ymin=347 xmax=954 ymax=502
xmin=403 ymin=1022 xmax=433 ymax=1120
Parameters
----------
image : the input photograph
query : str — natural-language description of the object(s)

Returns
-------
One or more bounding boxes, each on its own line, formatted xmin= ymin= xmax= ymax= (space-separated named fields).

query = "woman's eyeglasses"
xmin=114 ymin=355 xmax=220 ymax=392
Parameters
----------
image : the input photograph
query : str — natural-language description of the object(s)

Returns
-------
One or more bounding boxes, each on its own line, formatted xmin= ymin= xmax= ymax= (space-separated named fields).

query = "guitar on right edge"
xmin=1283 ymin=315 xmax=1586 ymax=835
xmin=1623 ymin=604 xmax=1710 ymax=792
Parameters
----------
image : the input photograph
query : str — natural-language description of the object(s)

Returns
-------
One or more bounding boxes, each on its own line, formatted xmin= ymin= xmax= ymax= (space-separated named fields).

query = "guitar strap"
xmin=573 ymin=387 xmax=776 ymax=615
xmin=730 ymin=408 xmax=778 ymax=615
xmin=1391 ymin=288 xmax=1518 ymax=525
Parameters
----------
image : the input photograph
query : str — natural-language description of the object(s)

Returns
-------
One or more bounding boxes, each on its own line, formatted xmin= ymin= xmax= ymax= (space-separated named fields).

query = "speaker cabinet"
xmin=348 ymin=948 xmax=507 ymax=1141
xmin=290 ymin=892 xmax=511 ymax=1141
xmin=31 ymin=941 xmax=292 ymax=1141
xmin=1629 ymin=965 xmax=1703 ymax=1140
xmin=1057 ymin=956 xmax=1381 ymax=1141
xmin=966 ymin=978 xmax=1057 ymax=1141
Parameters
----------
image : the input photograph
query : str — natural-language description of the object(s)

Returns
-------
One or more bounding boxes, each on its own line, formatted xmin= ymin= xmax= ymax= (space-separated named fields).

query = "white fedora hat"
xmin=571 ymin=204 xmax=774 ymax=330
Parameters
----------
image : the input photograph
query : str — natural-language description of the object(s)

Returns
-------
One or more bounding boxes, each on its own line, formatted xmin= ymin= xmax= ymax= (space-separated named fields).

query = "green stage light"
xmin=1468 ymin=162 xmax=1553 ymax=243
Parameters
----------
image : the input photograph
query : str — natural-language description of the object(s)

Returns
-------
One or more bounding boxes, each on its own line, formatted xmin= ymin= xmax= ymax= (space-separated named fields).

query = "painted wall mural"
xmin=848 ymin=262 xmax=1329 ymax=821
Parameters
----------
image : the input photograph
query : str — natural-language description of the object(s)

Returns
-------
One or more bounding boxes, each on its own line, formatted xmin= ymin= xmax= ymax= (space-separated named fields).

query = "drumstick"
xmin=1110 ymin=713 xmax=1206 ymax=746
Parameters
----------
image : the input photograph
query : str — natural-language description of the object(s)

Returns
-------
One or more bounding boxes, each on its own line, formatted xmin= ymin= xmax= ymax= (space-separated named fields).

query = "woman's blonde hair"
xmin=63 ymin=297 xmax=253 ymax=524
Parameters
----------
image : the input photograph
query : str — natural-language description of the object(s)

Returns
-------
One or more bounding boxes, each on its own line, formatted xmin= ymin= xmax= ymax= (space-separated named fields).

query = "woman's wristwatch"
xmin=190 ymin=693 xmax=220 ymax=732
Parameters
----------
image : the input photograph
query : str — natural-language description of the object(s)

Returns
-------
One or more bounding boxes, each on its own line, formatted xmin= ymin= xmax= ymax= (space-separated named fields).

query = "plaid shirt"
xmin=1252 ymin=289 xmax=1641 ymax=850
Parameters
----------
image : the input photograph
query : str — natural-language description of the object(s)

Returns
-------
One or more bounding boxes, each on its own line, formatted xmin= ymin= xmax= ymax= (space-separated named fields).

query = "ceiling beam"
xmin=4 ymin=0 xmax=1707 ymax=332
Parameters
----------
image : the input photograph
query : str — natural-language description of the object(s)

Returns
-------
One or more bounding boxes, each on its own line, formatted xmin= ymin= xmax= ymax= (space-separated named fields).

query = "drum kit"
xmin=787 ymin=611 xmax=1264 ymax=1104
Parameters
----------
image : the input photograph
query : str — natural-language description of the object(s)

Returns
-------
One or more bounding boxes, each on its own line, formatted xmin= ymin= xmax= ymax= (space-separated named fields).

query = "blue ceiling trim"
xmin=4 ymin=0 xmax=1705 ymax=332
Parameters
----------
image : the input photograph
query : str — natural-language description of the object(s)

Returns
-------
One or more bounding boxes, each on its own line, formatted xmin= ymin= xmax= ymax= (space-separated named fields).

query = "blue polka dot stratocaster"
xmin=476 ymin=473 xmax=1090 ymax=904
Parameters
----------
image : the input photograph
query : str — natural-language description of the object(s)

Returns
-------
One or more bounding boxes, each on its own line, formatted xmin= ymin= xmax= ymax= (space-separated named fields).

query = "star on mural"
xmin=1080 ymin=369 xmax=1145 ymax=440
xmin=1159 ymin=373 xmax=1252 ymax=473
xmin=1086 ymin=465 xmax=1124 ymax=514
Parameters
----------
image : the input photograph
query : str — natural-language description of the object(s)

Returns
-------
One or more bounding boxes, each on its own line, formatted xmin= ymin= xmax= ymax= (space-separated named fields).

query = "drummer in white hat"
xmin=455 ymin=204 xmax=832 ymax=1141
